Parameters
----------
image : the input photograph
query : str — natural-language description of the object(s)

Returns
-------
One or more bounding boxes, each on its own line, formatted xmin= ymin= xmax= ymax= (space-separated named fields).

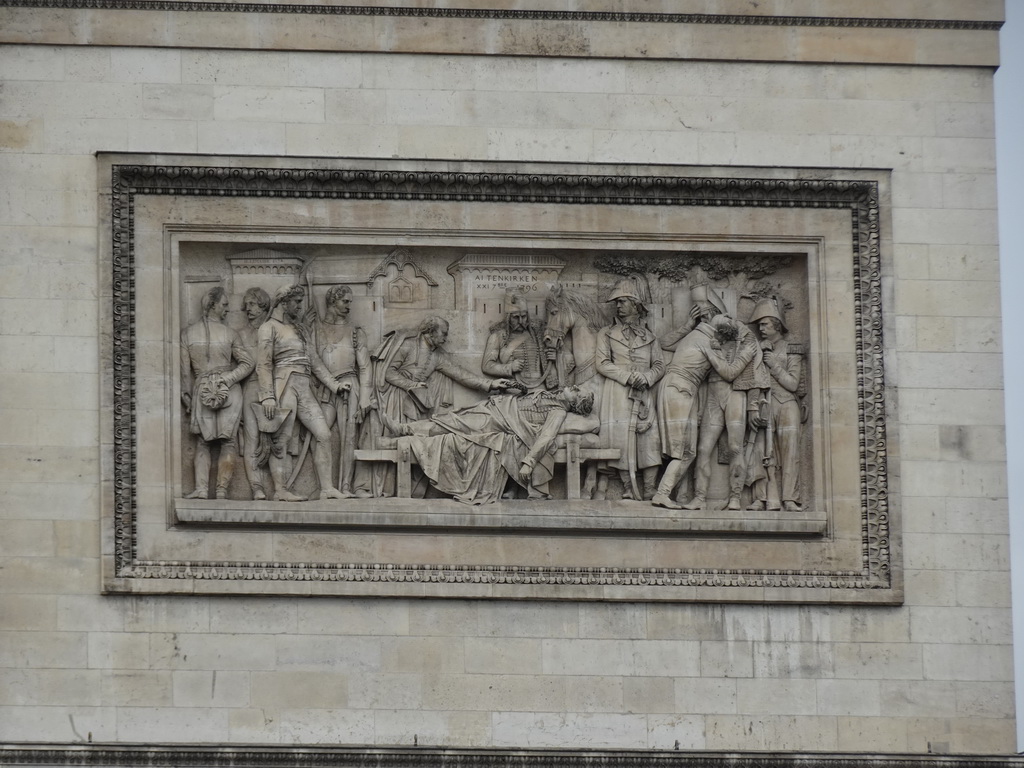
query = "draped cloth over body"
xmin=406 ymin=394 xmax=561 ymax=505
xmin=359 ymin=328 xmax=496 ymax=497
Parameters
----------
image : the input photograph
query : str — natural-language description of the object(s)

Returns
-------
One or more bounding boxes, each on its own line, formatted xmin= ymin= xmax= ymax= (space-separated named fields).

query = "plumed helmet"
xmin=748 ymin=296 xmax=788 ymax=334
xmin=690 ymin=283 xmax=728 ymax=317
xmin=607 ymin=275 xmax=652 ymax=306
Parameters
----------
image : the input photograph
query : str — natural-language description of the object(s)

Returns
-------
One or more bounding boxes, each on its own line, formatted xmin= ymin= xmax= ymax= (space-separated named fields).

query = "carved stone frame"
xmin=100 ymin=155 xmax=897 ymax=603
xmin=1 ymin=745 xmax=1019 ymax=768
xmin=0 ymin=0 xmax=1003 ymax=30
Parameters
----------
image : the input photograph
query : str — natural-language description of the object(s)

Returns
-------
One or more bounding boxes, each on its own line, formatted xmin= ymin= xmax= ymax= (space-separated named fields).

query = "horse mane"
xmin=546 ymin=286 xmax=608 ymax=331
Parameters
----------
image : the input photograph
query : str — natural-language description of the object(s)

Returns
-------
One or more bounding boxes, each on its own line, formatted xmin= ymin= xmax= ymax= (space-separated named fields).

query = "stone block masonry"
xmin=0 ymin=0 xmax=1014 ymax=757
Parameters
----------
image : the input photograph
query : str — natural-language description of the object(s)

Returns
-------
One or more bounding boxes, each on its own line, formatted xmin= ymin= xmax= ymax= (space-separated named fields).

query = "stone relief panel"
xmin=101 ymin=158 xmax=894 ymax=602
xmin=176 ymin=246 xmax=813 ymax=514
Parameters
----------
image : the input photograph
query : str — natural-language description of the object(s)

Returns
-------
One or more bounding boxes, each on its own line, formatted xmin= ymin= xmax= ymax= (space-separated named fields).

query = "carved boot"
xmin=618 ymin=471 xmax=637 ymax=501
xmin=270 ymin=458 xmax=306 ymax=502
xmin=215 ymin=445 xmax=235 ymax=501
xmin=651 ymin=462 xmax=685 ymax=510
xmin=652 ymin=490 xmax=683 ymax=510
xmin=783 ymin=500 xmax=802 ymax=512
xmin=722 ymin=495 xmax=742 ymax=511
xmin=642 ymin=468 xmax=659 ymax=502
xmin=247 ymin=460 xmax=268 ymax=500
xmin=246 ymin=444 xmax=271 ymax=501
xmin=747 ymin=500 xmax=766 ymax=511
xmin=187 ymin=442 xmax=211 ymax=499
xmin=681 ymin=494 xmax=705 ymax=510
xmin=314 ymin=443 xmax=344 ymax=501
xmin=581 ymin=466 xmax=598 ymax=500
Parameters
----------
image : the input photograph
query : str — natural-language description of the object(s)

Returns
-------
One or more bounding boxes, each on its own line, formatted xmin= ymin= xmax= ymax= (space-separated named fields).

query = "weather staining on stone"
xmin=177 ymin=251 xmax=808 ymax=513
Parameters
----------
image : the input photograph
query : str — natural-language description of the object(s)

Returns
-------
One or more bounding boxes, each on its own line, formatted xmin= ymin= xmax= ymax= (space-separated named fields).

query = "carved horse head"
xmin=542 ymin=284 xmax=608 ymax=386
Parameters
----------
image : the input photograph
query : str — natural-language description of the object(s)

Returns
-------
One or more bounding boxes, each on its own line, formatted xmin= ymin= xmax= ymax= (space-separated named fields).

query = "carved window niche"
xmin=100 ymin=156 xmax=896 ymax=603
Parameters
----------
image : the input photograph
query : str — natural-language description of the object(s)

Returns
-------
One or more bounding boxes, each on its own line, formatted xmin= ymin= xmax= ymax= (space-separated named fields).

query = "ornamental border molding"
xmin=2 ymin=745 xmax=1022 ymax=768
xmin=0 ymin=0 xmax=1004 ymax=31
xmin=109 ymin=162 xmax=890 ymax=595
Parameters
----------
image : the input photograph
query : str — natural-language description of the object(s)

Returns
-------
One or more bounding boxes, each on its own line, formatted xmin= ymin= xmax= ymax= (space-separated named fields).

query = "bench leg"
xmin=566 ymin=438 xmax=582 ymax=500
xmin=397 ymin=439 xmax=413 ymax=498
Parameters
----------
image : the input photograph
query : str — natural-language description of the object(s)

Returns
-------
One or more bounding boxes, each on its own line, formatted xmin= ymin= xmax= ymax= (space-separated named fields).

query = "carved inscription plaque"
xmin=101 ymin=156 xmax=896 ymax=602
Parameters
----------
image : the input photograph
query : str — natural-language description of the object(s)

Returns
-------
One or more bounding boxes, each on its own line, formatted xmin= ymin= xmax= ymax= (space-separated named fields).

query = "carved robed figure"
xmin=595 ymin=276 xmax=665 ymax=501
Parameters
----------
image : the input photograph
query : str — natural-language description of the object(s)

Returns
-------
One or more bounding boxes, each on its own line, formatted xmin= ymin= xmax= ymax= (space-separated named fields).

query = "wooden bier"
xmin=354 ymin=435 xmax=620 ymax=499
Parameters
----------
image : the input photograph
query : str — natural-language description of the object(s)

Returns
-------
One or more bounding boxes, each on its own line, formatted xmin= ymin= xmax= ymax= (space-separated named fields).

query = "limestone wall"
xmin=0 ymin=1 xmax=1013 ymax=753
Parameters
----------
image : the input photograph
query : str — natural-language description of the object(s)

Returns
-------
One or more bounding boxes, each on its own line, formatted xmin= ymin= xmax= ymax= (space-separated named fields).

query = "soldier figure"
xmin=237 ymin=286 xmax=272 ymax=500
xmin=595 ymin=276 xmax=665 ymax=501
xmin=682 ymin=315 xmax=762 ymax=511
xmin=309 ymin=285 xmax=373 ymax=498
xmin=180 ymin=286 xmax=254 ymax=500
xmin=746 ymin=297 xmax=805 ymax=512
xmin=650 ymin=285 xmax=755 ymax=510
xmin=481 ymin=291 xmax=547 ymax=392
xmin=256 ymin=285 xmax=347 ymax=502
